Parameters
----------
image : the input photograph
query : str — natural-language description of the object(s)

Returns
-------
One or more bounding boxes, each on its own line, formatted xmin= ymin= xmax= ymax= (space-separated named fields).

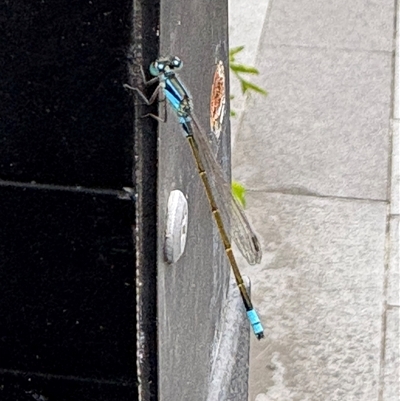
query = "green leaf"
xmin=229 ymin=46 xmax=245 ymax=62
xmin=240 ymin=79 xmax=268 ymax=95
xmin=232 ymin=181 xmax=247 ymax=208
xmin=230 ymin=110 xmax=237 ymax=117
xmin=229 ymin=45 xmax=268 ymax=100
xmin=230 ymin=63 xmax=259 ymax=75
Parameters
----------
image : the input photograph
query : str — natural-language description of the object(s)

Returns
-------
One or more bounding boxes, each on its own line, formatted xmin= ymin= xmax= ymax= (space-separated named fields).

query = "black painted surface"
xmin=0 ymin=187 xmax=135 ymax=379
xmin=0 ymin=1 xmax=142 ymax=400
xmin=0 ymin=187 xmax=136 ymax=398
xmin=0 ymin=0 xmax=133 ymax=188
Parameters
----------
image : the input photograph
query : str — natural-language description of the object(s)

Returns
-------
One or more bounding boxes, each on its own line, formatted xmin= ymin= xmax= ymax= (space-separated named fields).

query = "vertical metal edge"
xmin=129 ymin=0 xmax=159 ymax=399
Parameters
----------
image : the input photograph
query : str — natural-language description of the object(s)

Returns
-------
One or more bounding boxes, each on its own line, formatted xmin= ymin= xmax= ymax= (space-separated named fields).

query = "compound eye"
xmin=149 ymin=62 xmax=159 ymax=77
xmin=157 ymin=63 xmax=165 ymax=71
xmin=171 ymin=56 xmax=182 ymax=69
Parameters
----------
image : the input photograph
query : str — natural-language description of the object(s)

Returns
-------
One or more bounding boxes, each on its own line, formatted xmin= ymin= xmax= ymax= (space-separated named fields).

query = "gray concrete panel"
xmin=394 ymin=5 xmax=400 ymax=121
xmin=391 ymin=121 xmax=400 ymax=215
xmin=266 ymin=0 xmax=395 ymax=51
xmin=228 ymin=0 xmax=398 ymax=399
xmin=238 ymin=192 xmax=386 ymax=401
xmin=382 ymin=307 xmax=400 ymax=401
xmin=233 ymin=47 xmax=392 ymax=200
xmin=228 ymin=0 xmax=271 ymax=146
xmin=388 ymin=216 xmax=400 ymax=307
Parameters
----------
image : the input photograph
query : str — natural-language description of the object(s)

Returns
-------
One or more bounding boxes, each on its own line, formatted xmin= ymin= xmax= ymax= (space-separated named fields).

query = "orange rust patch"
xmin=210 ymin=61 xmax=226 ymax=138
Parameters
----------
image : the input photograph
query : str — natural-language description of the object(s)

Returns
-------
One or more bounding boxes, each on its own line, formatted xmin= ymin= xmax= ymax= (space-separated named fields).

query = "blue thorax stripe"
xmin=165 ymin=76 xmax=188 ymax=111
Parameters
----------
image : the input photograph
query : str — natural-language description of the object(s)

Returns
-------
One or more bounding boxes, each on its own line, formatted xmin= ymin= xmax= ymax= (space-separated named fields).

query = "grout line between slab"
xmin=247 ymin=188 xmax=388 ymax=204
xmin=378 ymin=1 xmax=399 ymax=400
xmin=390 ymin=119 xmax=400 ymax=214
xmin=379 ymin=203 xmax=393 ymax=401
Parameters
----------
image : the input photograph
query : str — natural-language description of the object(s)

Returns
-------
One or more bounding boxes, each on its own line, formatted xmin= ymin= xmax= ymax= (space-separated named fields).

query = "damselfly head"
xmin=149 ymin=56 xmax=183 ymax=76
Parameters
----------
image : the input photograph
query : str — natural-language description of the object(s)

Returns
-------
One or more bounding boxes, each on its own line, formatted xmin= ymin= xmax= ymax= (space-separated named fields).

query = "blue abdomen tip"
xmin=247 ymin=310 xmax=264 ymax=336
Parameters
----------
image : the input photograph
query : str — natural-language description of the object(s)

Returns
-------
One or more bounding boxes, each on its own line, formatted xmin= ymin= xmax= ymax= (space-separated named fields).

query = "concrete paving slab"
xmin=228 ymin=0 xmax=270 ymax=145
xmin=391 ymin=121 xmax=400 ymax=215
xmin=233 ymin=47 xmax=392 ymax=200
xmin=388 ymin=216 xmax=400 ymax=307
xmin=265 ymin=0 xmax=395 ymax=51
xmin=382 ymin=307 xmax=400 ymax=401
xmin=237 ymin=192 xmax=386 ymax=401
xmin=228 ymin=0 xmax=270 ymax=67
xmin=394 ymin=0 xmax=400 ymax=120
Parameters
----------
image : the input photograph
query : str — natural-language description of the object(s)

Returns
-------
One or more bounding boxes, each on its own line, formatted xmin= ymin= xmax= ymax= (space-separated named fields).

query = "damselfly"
xmin=124 ymin=56 xmax=264 ymax=339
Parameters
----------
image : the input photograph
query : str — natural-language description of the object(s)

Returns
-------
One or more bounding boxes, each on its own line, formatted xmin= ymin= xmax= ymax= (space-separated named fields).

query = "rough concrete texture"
xmin=233 ymin=47 xmax=392 ymax=200
xmin=388 ymin=217 xmax=400 ymax=307
xmin=228 ymin=0 xmax=270 ymax=147
xmin=264 ymin=0 xmax=395 ymax=51
xmin=240 ymin=193 xmax=386 ymax=401
xmin=229 ymin=0 xmax=399 ymax=399
xmin=391 ymin=121 xmax=400 ymax=215
xmin=383 ymin=308 xmax=400 ymax=401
